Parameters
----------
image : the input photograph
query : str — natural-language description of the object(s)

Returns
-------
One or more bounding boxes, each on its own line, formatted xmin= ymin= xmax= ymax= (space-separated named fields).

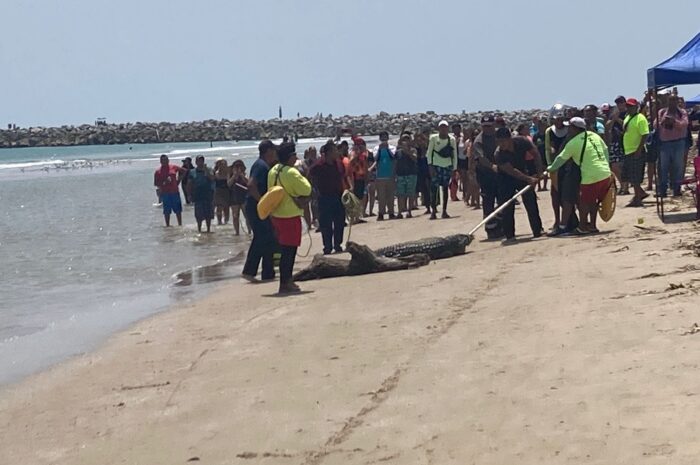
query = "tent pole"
xmin=651 ymin=87 xmax=665 ymax=221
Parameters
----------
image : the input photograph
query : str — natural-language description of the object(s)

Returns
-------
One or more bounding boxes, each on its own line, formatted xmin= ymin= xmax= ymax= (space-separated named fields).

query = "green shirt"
xmin=547 ymin=131 xmax=611 ymax=185
xmin=267 ymin=164 xmax=312 ymax=218
xmin=622 ymin=113 xmax=649 ymax=155
xmin=426 ymin=134 xmax=458 ymax=170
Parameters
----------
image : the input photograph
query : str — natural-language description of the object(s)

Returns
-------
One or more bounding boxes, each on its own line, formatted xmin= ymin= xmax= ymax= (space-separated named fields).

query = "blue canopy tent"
xmin=647 ymin=32 xmax=700 ymax=221
xmin=687 ymin=94 xmax=700 ymax=107
xmin=648 ymin=32 xmax=700 ymax=89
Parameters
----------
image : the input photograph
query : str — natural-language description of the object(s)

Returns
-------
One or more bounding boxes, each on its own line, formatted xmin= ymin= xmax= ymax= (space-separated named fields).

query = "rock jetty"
xmin=0 ymin=110 xmax=546 ymax=148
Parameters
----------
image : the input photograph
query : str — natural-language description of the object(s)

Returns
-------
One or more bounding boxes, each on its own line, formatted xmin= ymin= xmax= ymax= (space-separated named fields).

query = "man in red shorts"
xmin=547 ymin=117 xmax=612 ymax=234
xmin=154 ymin=154 xmax=187 ymax=226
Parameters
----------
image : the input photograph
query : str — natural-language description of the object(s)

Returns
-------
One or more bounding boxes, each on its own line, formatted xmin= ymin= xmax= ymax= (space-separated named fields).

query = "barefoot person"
xmin=187 ymin=155 xmax=215 ymax=233
xmin=242 ymin=140 xmax=278 ymax=282
xmin=153 ymin=154 xmax=186 ymax=226
xmin=545 ymin=110 xmax=576 ymax=234
xmin=213 ymin=158 xmax=231 ymax=225
xmin=547 ymin=117 xmax=612 ymax=234
xmin=228 ymin=160 xmax=249 ymax=235
xmin=426 ymin=120 xmax=458 ymax=219
xmin=268 ymin=142 xmax=312 ymax=294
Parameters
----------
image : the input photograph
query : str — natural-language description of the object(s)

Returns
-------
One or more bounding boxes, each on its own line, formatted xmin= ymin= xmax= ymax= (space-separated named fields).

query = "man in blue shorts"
xmin=154 ymin=154 xmax=187 ymax=226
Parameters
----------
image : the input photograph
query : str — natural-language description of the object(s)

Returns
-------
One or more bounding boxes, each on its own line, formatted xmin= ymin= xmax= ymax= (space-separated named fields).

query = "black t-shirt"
xmin=395 ymin=149 xmax=418 ymax=176
xmin=495 ymin=136 xmax=535 ymax=182
xmin=245 ymin=158 xmax=270 ymax=206
xmin=474 ymin=133 xmax=497 ymax=163
xmin=308 ymin=160 xmax=344 ymax=196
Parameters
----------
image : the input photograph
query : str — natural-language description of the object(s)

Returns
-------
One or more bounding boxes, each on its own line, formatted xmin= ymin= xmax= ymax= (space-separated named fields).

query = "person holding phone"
xmin=370 ymin=131 xmax=397 ymax=221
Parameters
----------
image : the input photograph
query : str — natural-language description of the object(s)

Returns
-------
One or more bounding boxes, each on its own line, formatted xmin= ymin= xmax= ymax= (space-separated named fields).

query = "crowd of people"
xmin=155 ymin=92 xmax=699 ymax=293
xmin=154 ymin=154 xmax=250 ymax=234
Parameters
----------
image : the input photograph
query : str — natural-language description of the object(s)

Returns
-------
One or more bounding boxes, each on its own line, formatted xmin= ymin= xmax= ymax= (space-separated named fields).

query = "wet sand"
xmin=2 ymin=192 xmax=700 ymax=464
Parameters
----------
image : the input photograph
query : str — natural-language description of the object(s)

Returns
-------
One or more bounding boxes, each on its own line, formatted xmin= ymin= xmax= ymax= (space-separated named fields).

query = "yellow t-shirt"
xmin=622 ymin=113 xmax=649 ymax=155
xmin=267 ymin=164 xmax=312 ymax=218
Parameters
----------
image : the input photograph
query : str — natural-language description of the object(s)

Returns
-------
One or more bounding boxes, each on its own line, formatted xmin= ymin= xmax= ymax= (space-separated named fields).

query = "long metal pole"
xmin=468 ymin=184 xmax=533 ymax=236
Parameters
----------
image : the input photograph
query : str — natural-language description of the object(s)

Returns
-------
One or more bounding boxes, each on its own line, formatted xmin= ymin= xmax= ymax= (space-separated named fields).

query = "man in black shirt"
xmin=242 ymin=140 xmax=278 ymax=281
xmin=473 ymin=115 xmax=502 ymax=239
xmin=494 ymin=127 xmax=543 ymax=244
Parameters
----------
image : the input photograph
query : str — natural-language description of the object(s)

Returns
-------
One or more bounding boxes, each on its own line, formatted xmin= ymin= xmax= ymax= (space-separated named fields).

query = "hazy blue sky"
xmin=1 ymin=0 xmax=699 ymax=127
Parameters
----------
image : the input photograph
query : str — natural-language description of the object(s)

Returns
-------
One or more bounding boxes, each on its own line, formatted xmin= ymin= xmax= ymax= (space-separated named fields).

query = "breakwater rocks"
xmin=0 ymin=110 xmax=545 ymax=148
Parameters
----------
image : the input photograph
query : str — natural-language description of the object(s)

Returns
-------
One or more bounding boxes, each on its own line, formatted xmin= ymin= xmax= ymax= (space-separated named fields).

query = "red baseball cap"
xmin=626 ymin=98 xmax=639 ymax=106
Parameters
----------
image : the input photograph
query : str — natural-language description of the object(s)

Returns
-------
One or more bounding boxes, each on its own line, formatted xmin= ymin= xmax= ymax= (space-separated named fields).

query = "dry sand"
xmin=2 ymin=191 xmax=700 ymax=464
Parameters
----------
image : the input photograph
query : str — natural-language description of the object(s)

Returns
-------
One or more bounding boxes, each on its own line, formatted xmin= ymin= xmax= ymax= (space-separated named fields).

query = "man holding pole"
xmin=494 ymin=127 xmax=543 ymax=245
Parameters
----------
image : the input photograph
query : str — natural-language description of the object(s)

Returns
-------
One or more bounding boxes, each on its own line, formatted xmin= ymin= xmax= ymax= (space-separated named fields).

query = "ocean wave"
xmin=162 ymin=145 xmax=259 ymax=156
xmin=0 ymin=160 xmax=67 ymax=170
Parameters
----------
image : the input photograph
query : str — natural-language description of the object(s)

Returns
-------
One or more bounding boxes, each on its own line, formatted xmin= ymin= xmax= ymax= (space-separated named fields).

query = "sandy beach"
xmin=2 ymin=193 xmax=700 ymax=464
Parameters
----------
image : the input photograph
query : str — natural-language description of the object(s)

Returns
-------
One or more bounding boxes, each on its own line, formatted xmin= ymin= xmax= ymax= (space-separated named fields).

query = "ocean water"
xmin=0 ymin=137 xmax=334 ymax=385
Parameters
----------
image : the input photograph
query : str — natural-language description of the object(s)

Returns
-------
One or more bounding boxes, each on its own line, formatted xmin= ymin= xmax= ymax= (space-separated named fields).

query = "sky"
xmin=1 ymin=0 xmax=699 ymax=127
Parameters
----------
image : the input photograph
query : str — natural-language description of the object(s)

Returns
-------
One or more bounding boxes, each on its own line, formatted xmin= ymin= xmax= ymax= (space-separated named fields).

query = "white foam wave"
xmin=163 ymin=145 xmax=258 ymax=156
xmin=0 ymin=160 xmax=67 ymax=170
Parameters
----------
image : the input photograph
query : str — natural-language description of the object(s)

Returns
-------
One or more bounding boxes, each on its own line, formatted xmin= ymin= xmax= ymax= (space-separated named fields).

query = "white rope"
xmin=342 ymin=190 xmax=363 ymax=245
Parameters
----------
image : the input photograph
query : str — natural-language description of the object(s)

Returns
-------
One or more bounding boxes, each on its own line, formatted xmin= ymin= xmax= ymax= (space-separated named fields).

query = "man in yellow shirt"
xmin=621 ymin=98 xmax=650 ymax=207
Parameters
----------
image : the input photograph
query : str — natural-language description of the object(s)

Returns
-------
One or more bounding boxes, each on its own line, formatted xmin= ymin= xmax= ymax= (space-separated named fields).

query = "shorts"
xmin=646 ymin=145 xmax=659 ymax=163
xmin=457 ymin=158 xmax=468 ymax=171
xmin=162 ymin=192 xmax=182 ymax=215
xmin=558 ymin=165 xmax=581 ymax=203
xmin=396 ymin=175 xmax=417 ymax=196
xmin=271 ymin=216 xmax=302 ymax=247
xmin=431 ymin=166 xmax=452 ymax=188
xmin=194 ymin=199 xmax=214 ymax=221
xmin=580 ymin=177 xmax=612 ymax=204
xmin=353 ymin=179 xmax=366 ymax=199
xmin=609 ymin=142 xmax=624 ymax=164
xmin=622 ymin=152 xmax=645 ymax=184
xmin=549 ymin=170 xmax=558 ymax=192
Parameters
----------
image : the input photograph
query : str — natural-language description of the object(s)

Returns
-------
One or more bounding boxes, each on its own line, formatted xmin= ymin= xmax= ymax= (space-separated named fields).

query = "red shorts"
xmin=271 ymin=216 xmax=302 ymax=247
xmin=580 ymin=177 xmax=611 ymax=204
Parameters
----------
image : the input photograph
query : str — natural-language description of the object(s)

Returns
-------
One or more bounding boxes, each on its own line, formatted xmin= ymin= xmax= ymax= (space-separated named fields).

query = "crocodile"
xmin=374 ymin=234 xmax=473 ymax=260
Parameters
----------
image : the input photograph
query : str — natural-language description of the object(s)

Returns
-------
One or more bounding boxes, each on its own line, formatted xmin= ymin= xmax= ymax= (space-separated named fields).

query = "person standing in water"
xmin=213 ymin=158 xmax=231 ymax=225
xmin=180 ymin=157 xmax=194 ymax=204
xmin=153 ymin=154 xmax=186 ymax=226
xmin=187 ymin=155 xmax=215 ymax=233
xmin=228 ymin=160 xmax=249 ymax=235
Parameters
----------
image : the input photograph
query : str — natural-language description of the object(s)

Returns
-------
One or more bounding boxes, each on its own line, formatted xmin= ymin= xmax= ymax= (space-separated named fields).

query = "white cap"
xmin=564 ymin=117 xmax=586 ymax=130
xmin=438 ymin=120 xmax=449 ymax=127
